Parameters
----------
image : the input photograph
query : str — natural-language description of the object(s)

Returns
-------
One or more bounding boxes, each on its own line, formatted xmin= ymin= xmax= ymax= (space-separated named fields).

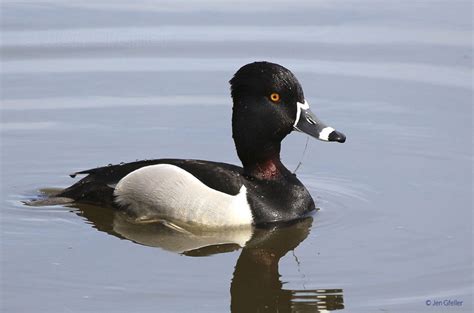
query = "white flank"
xmin=114 ymin=164 xmax=253 ymax=227
xmin=318 ymin=127 xmax=335 ymax=141
xmin=294 ymin=100 xmax=310 ymax=128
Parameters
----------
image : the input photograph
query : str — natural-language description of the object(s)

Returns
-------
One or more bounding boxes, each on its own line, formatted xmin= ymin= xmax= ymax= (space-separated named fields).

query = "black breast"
xmin=243 ymin=174 xmax=316 ymax=225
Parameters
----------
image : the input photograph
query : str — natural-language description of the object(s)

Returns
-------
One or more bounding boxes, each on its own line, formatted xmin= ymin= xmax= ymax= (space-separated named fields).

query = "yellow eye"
xmin=270 ymin=93 xmax=280 ymax=102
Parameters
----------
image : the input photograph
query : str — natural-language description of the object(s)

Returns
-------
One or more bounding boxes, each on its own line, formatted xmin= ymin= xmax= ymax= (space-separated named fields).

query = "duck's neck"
xmin=231 ymin=98 xmax=292 ymax=180
xmin=246 ymin=156 xmax=287 ymax=180
xmin=234 ymin=139 xmax=290 ymax=180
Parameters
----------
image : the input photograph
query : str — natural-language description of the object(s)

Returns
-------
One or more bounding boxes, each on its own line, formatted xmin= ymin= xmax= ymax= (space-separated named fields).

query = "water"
xmin=1 ymin=1 xmax=472 ymax=312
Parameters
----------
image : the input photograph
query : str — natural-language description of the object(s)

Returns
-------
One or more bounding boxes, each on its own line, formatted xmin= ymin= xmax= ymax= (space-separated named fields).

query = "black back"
xmin=58 ymin=159 xmax=244 ymax=207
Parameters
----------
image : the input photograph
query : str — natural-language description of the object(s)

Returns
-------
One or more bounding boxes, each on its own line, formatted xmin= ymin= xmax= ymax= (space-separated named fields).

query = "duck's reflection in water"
xmin=230 ymin=221 xmax=344 ymax=313
xmin=73 ymin=204 xmax=344 ymax=312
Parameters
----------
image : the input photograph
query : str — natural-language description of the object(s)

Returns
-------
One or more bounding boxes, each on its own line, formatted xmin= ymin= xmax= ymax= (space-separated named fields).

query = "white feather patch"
xmin=294 ymin=100 xmax=310 ymax=128
xmin=114 ymin=164 xmax=253 ymax=227
xmin=318 ymin=127 xmax=335 ymax=141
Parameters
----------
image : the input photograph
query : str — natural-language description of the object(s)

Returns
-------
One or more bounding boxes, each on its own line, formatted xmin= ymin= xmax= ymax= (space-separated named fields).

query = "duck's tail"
xmin=24 ymin=179 xmax=116 ymax=208
xmin=24 ymin=196 xmax=75 ymax=207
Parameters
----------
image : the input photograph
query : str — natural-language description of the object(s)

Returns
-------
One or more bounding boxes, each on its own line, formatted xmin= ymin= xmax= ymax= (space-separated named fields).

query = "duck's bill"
xmin=293 ymin=101 xmax=346 ymax=143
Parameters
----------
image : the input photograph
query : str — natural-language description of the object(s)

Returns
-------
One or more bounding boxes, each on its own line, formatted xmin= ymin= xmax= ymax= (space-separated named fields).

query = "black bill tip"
xmin=328 ymin=130 xmax=346 ymax=143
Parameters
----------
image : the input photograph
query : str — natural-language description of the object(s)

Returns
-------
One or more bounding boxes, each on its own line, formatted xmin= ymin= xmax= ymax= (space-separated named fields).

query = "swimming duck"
xmin=50 ymin=62 xmax=345 ymax=227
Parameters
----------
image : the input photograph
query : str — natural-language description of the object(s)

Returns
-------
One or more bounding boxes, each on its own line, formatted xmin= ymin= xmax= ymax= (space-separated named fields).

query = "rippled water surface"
xmin=1 ymin=1 xmax=472 ymax=312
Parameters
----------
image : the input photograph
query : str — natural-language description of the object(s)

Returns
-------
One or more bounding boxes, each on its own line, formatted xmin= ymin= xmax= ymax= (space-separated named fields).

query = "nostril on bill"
xmin=306 ymin=116 xmax=316 ymax=125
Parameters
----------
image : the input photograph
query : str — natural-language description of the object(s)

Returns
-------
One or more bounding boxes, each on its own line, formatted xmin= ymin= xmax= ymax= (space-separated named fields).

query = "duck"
xmin=44 ymin=61 xmax=346 ymax=227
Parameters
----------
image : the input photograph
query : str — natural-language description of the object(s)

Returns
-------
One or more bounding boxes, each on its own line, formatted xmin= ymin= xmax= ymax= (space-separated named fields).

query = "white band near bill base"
xmin=294 ymin=100 xmax=310 ymax=128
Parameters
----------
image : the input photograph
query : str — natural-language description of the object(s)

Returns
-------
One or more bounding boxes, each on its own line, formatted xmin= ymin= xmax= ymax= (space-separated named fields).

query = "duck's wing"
xmin=52 ymin=159 xmax=245 ymax=207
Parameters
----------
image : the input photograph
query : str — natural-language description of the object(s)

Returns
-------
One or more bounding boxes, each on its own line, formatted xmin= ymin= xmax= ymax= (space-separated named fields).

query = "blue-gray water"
xmin=1 ymin=1 xmax=472 ymax=312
